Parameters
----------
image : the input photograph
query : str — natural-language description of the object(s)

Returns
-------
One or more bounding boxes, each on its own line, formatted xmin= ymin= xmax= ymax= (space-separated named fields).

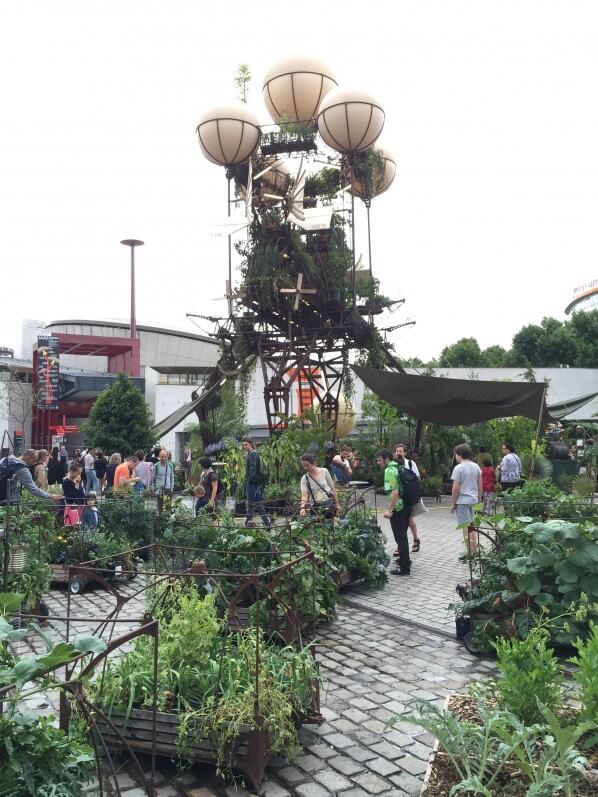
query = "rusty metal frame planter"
xmin=51 ymin=556 xmax=322 ymax=794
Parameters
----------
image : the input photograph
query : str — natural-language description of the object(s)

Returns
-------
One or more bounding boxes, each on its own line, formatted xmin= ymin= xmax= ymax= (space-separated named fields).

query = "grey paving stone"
xmin=186 ymin=789 xmax=219 ymax=797
xmin=389 ymin=771 xmax=425 ymax=794
xmin=343 ymin=708 xmax=370 ymax=724
xmin=340 ymin=790 xmax=371 ymax=797
xmin=406 ymin=740 xmax=434 ymax=761
xmin=296 ymin=753 xmax=327 ymax=773
xmin=261 ymin=782 xmax=291 ymax=797
xmin=352 ymin=772 xmax=393 ymax=794
xmin=368 ymin=756 xmax=401 ymax=777
xmin=327 ymin=754 xmax=365 ymax=776
xmin=278 ymin=766 xmax=306 ymax=785
xmin=396 ymin=755 xmax=428 ymax=776
xmin=307 ymin=743 xmax=337 ymax=760
xmin=322 ymin=732 xmax=355 ymax=749
xmin=313 ymin=768 xmax=353 ymax=791
xmin=345 ymin=745 xmax=378 ymax=763
xmin=295 ymin=784 xmax=331 ymax=797
xmin=369 ymin=741 xmax=404 ymax=761
xmin=349 ymin=696 xmax=378 ymax=710
xmin=330 ymin=718 xmax=359 ymax=733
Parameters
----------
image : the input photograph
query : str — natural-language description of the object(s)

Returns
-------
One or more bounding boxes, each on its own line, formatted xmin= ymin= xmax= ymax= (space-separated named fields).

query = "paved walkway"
xmin=10 ymin=502 xmax=492 ymax=797
xmin=347 ymin=497 xmax=471 ymax=636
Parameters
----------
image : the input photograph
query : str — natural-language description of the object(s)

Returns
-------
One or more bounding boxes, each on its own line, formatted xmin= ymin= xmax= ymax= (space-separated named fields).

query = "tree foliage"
xmin=82 ymin=373 xmax=155 ymax=455
xmin=511 ymin=317 xmax=577 ymax=367
xmin=439 ymin=337 xmax=486 ymax=367
xmin=424 ymin=309 xmax=598 ymax=369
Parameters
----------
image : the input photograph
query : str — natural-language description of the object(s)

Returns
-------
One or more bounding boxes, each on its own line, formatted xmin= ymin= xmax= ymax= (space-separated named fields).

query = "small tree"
xmin=82 ymin=373 xmax=155 ymax=456
xmin=234 ymin=64 xmax=251 ymax=103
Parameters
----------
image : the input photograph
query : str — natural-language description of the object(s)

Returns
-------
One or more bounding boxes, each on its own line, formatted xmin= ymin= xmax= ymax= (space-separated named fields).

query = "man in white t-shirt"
xmin=395 ymin=443 xmax=421 ymax=553
xmin=83 ymin=447 xmax=100 ymax=495
xmin=451 ymin=443 xmax=482 ymax=555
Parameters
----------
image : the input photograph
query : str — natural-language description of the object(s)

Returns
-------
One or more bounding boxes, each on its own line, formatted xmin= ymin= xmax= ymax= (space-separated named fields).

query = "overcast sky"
xmin=1 ymin=1 xmax=597 ymax=363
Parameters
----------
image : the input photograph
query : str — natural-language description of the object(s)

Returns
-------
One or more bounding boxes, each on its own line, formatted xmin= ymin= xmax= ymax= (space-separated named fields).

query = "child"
xmin=82 ymin=493 xmax=100 ymax=530
xmin=193 ymin=483 xmax=207 ymax=516
xmin=481 ymin=457 xmax=496 ymax=515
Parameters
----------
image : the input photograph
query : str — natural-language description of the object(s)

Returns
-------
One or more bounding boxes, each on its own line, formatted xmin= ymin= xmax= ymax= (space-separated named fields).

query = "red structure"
xmin=31 ymin=333 xmax=141 ymax=448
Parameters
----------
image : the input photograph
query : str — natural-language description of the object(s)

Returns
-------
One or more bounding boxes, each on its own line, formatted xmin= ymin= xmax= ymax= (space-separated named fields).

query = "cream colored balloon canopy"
xmin=196 ymin=102 xmax=261 ymax=166
xmin=317 ymin=88 xmax=385 ymax=153
xmin=263 ymin=56 xmax=338 ymax=124
xmin=351 ymin=147 xmax=397 ymax=200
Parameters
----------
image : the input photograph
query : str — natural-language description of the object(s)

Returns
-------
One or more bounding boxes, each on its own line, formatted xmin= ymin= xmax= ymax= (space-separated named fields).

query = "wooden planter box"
xmin=96 ymin=708 xmax=269 ymax=794
xmin=95 ymin=677 xmax=321 ymax=794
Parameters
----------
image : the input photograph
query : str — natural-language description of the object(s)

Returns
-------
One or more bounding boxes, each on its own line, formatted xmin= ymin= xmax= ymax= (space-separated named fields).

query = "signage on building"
xmin=36 ymin=336 xmax=60 ymax=410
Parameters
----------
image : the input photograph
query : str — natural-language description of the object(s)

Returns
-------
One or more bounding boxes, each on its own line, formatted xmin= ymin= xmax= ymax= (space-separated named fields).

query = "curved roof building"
xmin=565 ymin=280 xmax=598 ymax=315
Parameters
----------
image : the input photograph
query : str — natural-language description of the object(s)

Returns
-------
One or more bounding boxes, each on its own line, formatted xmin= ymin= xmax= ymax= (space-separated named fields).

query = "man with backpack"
xmin=376 ymin=448 xmax=414 ymax=576
xmin=395 ymin=443 xmax=422 ymax=553
xmin=242 ymin=437 xmax=270 ymax=528
xmin=0 ymin=449 xmax=62 ymax=506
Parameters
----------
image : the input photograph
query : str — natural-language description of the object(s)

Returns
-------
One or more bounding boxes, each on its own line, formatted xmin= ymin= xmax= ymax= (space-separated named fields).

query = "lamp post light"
xmin=120 ymin=239 xmax=144 ymax=338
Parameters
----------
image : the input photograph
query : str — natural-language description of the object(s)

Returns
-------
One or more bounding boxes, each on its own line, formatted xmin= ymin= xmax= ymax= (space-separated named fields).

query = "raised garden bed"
xmin=95 ymin=708 xmax=270 ymax=794
xmin=419 ymin=694 xmax=598 ymax=797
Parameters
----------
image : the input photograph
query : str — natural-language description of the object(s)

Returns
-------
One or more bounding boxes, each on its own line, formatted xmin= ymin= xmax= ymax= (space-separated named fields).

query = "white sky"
xmin=1 ymin=1 xmax=597 ymax=362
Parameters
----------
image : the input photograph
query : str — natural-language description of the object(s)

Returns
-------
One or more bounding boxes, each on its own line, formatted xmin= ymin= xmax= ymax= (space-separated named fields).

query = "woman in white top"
xmin=299 ymin=453 xmax=340 ymax=519
xmin=497 ymin=442 xmax=522 ymax=491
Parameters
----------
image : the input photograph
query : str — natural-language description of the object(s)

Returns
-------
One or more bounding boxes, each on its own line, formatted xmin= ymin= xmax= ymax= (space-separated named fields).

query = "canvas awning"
xmin=352 ymin=366 xmax=551 ymax=425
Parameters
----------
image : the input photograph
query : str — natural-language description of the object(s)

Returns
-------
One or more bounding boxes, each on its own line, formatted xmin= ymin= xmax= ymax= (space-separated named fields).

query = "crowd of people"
xmin=1 ymin=436 xmax=523 ymax=567
xmin=0 ymin=444 xmax=177 ymax=528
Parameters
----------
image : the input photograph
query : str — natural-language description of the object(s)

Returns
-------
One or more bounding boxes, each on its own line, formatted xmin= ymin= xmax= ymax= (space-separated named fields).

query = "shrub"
xmin=0 ymin=713 xmax=95 ymax=797
xmin=494 ymin=630 xmax=563 ymax=724
xmin=570 ymin=622 xmax=598 ymax=722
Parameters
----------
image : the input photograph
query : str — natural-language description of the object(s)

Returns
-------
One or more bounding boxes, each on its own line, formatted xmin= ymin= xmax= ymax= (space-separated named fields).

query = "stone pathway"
xmin=346 ymin=497 xmax=471 ymax=636
xmin=12 ymin=501 xmax=494 ymax=796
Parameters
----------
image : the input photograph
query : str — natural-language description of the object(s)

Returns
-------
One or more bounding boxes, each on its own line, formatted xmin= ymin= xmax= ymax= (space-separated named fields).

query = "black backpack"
xmin=0 ymin=457 xmax=28 ymax=502
xmin=399 ymin=462 xmax=421 ymax=507
xmin=257 ymin=456 xmax=269 ymax=487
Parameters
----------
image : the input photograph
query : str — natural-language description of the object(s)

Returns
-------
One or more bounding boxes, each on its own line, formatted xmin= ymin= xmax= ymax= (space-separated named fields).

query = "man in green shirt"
xmin=376 ymin=449 xmax=411 ymax=576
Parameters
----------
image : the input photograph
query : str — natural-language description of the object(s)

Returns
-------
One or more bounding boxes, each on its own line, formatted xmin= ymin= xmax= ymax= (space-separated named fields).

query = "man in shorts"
xmin=451 ymin=443 xmax=482 ymax=556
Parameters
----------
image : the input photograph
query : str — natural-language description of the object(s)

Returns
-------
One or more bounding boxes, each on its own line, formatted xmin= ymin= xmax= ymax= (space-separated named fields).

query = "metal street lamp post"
xmin=120 ymin=239 xmax=144 ymax=338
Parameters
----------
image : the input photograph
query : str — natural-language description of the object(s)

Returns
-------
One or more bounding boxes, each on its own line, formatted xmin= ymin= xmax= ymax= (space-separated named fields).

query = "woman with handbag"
xmin=61 ymin=463 xmax=86 ymax=526
xmin=298 ymin=453 xmax=340 ymax=520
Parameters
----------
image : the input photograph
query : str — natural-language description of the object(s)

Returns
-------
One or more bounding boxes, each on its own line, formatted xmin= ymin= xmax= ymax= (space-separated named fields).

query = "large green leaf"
xmin=558 ymin=560 xmax=583 ymax=582
xmin=37 ymin=642 xmax=79 ymax=670
xmin=9 ymin=657 xmax=44 ymax=684
xmin=73 ymin=635 xmax=107 ymax=655
xmin=0 ymin=592 xmax=25 ymax=614
xmin=532 ymin=544 xmax=557 ymax=569
xmin=580 ymin=573 xmax=598 ymax=598
xmin=506 ymin=556 xmax=533 ymax=575
xmin=0 ymin=616 xmax=27 ymax=643
xmin=569 ymin=541 xmax=598 ymax=567
xmin=517 ymin=573 xmax=542 ymax=596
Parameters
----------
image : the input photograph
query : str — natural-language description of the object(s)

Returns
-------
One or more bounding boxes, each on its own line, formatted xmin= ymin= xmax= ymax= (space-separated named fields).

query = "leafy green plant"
xmin=7 ymin=555 xmax=50 ymax=611
xmin=397 ymin=694 xmax=589 ymax=797
xmin=569 ymin=622 xmax=598 ymax=722
xmin=97 ymin=588 xmax=318 ymax=777
xmin=397 ymin=698 xmax=532 ymax=796
xmin=493 ymin=630 xmax=563 ymax=724
xmin=0 ymin=713 xmax=95 ymax=797
xmin=453 ymin=516 xmax=598 ymax=646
